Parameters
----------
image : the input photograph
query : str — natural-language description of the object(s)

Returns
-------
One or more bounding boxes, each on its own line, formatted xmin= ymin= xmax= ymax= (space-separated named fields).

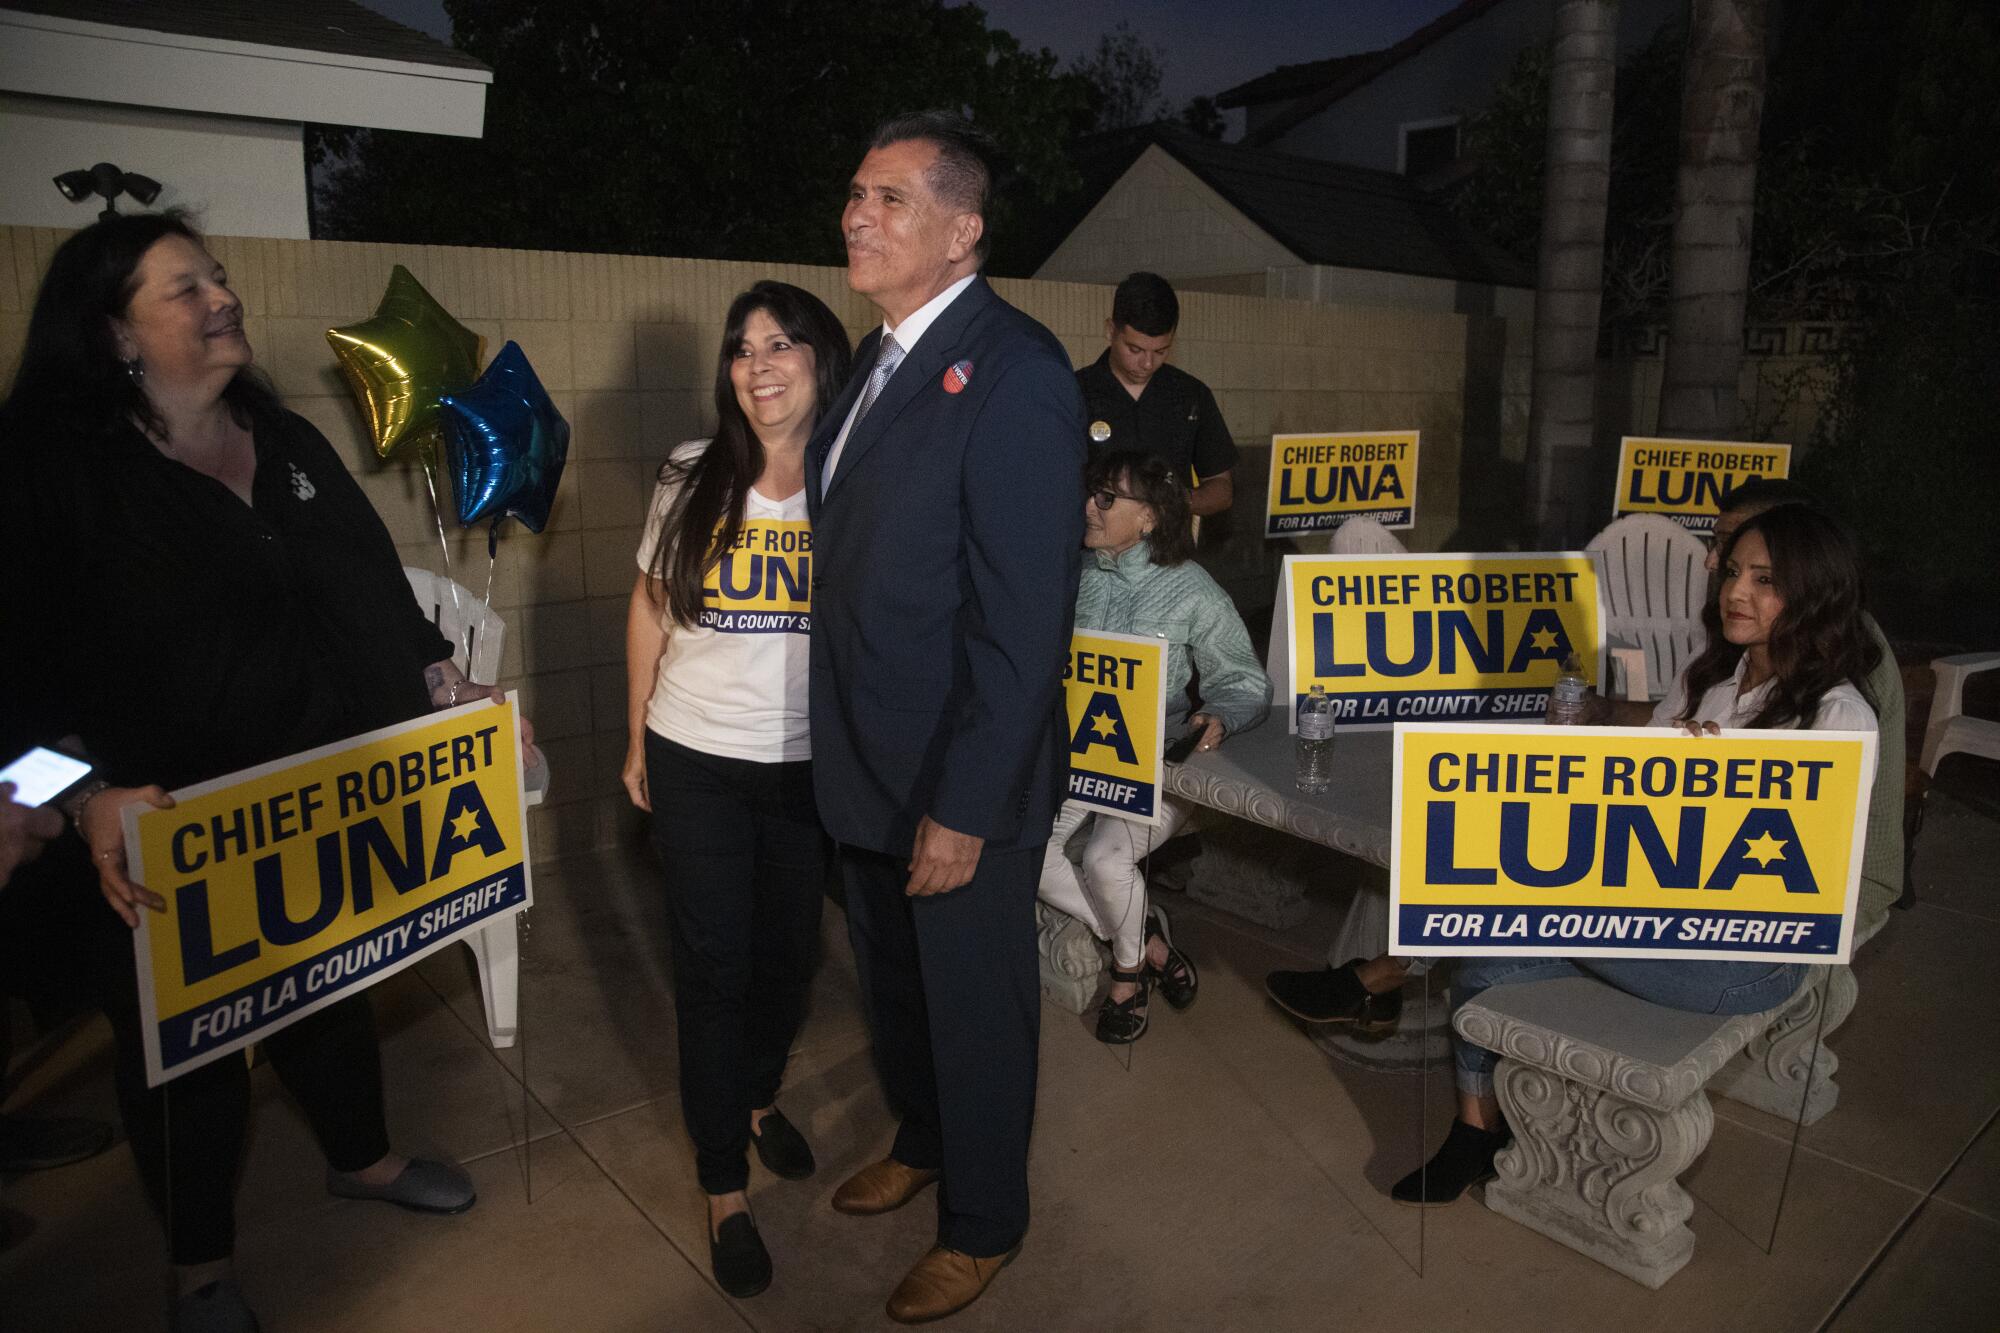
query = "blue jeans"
xmin=1450 ymin=956 xmax=1808 ymax=1096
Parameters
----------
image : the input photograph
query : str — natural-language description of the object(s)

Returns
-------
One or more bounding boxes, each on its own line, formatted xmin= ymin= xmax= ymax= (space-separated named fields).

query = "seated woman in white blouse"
xmin=1267 ymin=503 xmax=1881 ymax=1204
xmin=1388 ymin=501 xmax=1883 ymax=1204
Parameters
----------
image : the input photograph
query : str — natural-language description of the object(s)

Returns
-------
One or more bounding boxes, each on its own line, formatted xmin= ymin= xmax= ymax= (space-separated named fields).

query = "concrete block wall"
xmin=1 ymin=225 xmax=1508 ymax=863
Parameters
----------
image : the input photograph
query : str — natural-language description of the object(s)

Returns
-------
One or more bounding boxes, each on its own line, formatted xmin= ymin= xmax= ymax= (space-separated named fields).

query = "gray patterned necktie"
xmin=851 ymin=335 xmax=905 ymax=428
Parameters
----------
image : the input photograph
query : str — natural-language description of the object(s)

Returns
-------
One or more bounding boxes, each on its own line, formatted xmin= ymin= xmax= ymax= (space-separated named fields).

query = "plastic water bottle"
xmin=1546 ymin=654 xmax=1589 ymax=725
xmin=1296 ymin=685 xmax=1335 ymax=793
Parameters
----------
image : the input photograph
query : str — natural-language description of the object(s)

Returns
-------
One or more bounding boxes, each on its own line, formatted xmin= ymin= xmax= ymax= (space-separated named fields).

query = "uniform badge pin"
xmin=942 ymin=360 xmax=974 ymax=394
xmin=1089 ymin=420 xmax=1112 ymax=443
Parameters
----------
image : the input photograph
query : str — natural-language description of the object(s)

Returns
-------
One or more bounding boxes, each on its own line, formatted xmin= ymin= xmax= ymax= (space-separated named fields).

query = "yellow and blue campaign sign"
xmin=1613 ymin=436 xmax=1791 ymax=534
xmin=1389 ymin=723 xmax=1874 ymax=964
xmin=1064 ymin=629 xmax=1169 ymax=825
xmin=1282 ymin=553 xmax=1604 ymax=730
xmin=125 ymin=698 xmax=532 ymax=1086
xmin=701 ymin=518 xmax=811 ymax=633
xmin=1265 ymin=430 xmax=1420 ymax=538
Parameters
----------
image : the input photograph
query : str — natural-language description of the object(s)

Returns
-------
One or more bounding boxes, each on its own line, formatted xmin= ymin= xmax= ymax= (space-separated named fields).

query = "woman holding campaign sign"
xmin=1037 ymin=450 xmax=1270 ymax=1044
xmin=0 ymin=212 xmax=521 ymax=1332
xmin=623 ymin=280 xmax=852 ymax=1298
xmin=1388 ymin=502 xmax=1881 ymax=1206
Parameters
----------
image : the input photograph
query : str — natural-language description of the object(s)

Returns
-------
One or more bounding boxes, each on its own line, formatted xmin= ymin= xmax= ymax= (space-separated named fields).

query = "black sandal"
xmin=1095 ymin=965 xmax=1151 ymax=1045
xmin=1145 ymin=907 xmax=1199 ymax=1010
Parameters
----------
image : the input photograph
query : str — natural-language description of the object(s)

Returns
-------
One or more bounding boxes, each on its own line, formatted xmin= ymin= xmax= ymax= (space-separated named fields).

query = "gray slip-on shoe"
xmin=171 ymin=1279 xmax=260 ymax=1333
xmin=327 ymin=1156 xmax=476 ymax=1214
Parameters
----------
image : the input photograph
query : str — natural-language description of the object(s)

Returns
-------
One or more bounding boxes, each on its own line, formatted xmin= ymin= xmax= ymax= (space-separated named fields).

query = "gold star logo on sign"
xmin=1530 ymin=628 xmax=1558 ymax=651
xmin=1090 ymin=711 xmax=1120 ymax=739
xmin=450 ymin=809 xmax=484 ymax=840
xmin=1741 ymin=832 xmax=1788 ymax=867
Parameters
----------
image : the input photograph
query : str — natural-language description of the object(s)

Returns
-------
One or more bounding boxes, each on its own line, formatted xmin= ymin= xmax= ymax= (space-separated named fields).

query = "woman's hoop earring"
xmin=123 ymin=357 xmax=145 ymax=384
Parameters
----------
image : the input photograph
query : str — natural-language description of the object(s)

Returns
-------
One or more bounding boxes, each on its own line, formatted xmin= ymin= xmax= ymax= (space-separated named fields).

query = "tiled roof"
xmin=2 ymin=0 xmax=489 ymax=71
xmin=1235 ymin=0 xmax=1508 ymax=147
xmin=1215 ymin=50 xmax=1381 ymax=110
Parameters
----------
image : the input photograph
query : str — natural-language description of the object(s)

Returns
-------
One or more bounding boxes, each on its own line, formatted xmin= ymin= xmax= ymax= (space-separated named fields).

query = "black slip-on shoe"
xmin=1391 ymin=1119 xmax=1508 ymax=1206
xmin=0 ymin=1113 xmax=115 ymax=1173
xmin=711 ymin=1210 xmax=773 ymax=1298
xmin=750 ymin=1107 xmax=816 ymax=1181
xmin=1265 ymin=959 xmax=1404 ymax=1035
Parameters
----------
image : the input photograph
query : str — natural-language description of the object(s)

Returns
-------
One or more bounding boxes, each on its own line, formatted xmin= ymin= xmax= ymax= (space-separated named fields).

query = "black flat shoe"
xmin=750 ymin=1107 xmax=816 ymax=1180
xmin=1145 ymin=907 xmax=1200 ymax=1010
xmin=710 ymin=1210 xmax=773 ymax=1298
xmin=1391 ymin=1119 xmax=1508 ymax=1206
xmin=1265 ymin=959 xmax=1404 ymax=1035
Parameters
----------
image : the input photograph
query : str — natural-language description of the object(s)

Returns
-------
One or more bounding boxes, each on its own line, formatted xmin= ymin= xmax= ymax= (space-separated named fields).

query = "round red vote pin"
xmin=942 ymin=360 xmax=974 ymax=394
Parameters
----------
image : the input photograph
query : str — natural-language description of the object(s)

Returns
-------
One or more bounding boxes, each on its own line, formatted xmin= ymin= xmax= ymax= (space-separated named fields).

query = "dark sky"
xmin=358 ymin=0 xmax=1463 ymax=133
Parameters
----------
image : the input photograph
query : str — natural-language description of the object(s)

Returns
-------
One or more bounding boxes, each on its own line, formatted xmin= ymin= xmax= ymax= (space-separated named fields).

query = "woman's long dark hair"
xmin=1677 ymin=503 xmax=1881 ymax=729
xmin=650 ymin=281 xmax=852 ymax=628
xmin=1086 ymin=449 xmax=1196 ymax=566
xmin=0 ymin=210 xmax=282 ymax=445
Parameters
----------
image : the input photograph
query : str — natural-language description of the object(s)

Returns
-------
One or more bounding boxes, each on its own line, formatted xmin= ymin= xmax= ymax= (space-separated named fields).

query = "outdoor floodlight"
xmin=52 ymin=162 xmax=164 ymax=219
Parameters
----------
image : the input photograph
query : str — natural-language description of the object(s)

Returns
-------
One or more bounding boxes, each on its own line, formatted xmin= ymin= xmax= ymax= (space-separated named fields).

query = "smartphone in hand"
xmin=0 ymin=746 xmax=93 ymax=807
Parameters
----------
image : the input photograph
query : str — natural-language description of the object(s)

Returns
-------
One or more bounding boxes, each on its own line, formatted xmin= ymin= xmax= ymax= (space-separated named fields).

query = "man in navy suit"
xmin=806 ymin=111 xmax=1084 ymax=1324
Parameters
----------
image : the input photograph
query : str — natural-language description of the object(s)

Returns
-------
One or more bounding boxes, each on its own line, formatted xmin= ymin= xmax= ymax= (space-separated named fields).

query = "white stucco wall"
xmin=0 ymin=93 xmax=309 ymax=237
xmin=1035 ymin=146 xmax=1300 ymax=284
xmin=1266 ymin=262 xmax=1533 ymax=322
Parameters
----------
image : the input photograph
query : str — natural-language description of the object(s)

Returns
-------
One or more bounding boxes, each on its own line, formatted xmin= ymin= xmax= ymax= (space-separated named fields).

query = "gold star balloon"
xmin=326 ymin=266 xmax=481 ymax=461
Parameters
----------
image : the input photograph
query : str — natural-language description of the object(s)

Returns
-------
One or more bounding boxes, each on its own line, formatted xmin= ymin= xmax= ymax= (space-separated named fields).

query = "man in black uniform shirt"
xmin=1075 ymin=272 xmax=1237 ymax=517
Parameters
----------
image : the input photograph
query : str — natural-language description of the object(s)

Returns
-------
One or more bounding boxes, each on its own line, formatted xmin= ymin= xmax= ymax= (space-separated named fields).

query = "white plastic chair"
xmin=1585 ymin=514 xmax=1709 ymax=702
xmin=1292 ymin=514 xmax=1409 ymax=558
xmin=403 ymin=566 xmax=532 ymax=1050
xmin=1920 ymin=653 xmax=2000 ymax=775
xmin=404 ymin=566 xmax=506 ymax=688
xmin=1327 ymin=515 xmax=1409 ymax=556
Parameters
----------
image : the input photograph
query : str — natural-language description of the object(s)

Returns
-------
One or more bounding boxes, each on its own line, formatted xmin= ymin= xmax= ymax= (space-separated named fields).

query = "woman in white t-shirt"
xmin=1391 ymin=501 xmax=1885 ymax=1206
xmin=622 ymin=281 xmax=851 ymax=1299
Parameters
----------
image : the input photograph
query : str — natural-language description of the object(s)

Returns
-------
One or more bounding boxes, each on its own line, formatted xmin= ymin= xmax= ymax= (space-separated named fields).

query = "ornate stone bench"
xmin=1451 ymin=912 xmax=1880 ymax=1289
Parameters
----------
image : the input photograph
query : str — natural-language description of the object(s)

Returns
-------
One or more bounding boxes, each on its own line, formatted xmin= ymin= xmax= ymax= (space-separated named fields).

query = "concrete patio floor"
xmin=4 ymin=789 xmax=1998 ymax=1331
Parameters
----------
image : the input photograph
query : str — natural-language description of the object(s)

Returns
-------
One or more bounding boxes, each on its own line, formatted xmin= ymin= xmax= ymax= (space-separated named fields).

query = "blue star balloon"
xmin=440 ymin=341 xmax=570 ymax=537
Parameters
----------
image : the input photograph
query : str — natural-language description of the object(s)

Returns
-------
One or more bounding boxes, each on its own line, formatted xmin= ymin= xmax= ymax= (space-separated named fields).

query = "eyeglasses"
xmin=1090 ymin=488 xmax=1142 ymax=510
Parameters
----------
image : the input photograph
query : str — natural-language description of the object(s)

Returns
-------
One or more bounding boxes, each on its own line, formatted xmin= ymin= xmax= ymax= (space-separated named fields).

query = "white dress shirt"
xmin=821 ymin=274 xmax=978 ymax=488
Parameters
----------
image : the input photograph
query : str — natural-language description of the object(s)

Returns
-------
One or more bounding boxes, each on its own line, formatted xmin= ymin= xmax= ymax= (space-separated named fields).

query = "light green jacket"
xmin=1074 ymin=541 xmax=1270 ymax=738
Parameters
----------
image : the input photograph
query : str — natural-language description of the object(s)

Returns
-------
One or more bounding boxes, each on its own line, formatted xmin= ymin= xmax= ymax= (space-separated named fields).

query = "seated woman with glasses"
xmin=1037 ymin=450 xmax=1270 ymax=1044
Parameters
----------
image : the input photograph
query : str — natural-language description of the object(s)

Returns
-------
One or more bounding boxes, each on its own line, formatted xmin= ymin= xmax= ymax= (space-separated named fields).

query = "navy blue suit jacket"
xmin=807 ymin=276 xmax=1085 ymax=856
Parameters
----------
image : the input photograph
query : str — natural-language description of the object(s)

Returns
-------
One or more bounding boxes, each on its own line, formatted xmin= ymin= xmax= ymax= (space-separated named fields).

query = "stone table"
xmin=1160 ymin=713 xmax=1449 ymax=1070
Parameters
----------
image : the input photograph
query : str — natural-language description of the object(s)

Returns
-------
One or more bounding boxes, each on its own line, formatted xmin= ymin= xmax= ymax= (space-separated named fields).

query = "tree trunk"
xmin=1526 ymin=0 xmax=1620 ymax=546
xmin=1658 ymin=0 xmax=1769 ymax=437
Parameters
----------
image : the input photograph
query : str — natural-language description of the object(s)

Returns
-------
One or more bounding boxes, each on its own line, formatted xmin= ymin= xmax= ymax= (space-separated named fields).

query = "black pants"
xmin=1 ymin=838 xmax=390 ymax=1264
xmin=840 ymin=841 xmax=1041 ymax=1258
xmin=645 ymin=731 xmax=826 ymax=1195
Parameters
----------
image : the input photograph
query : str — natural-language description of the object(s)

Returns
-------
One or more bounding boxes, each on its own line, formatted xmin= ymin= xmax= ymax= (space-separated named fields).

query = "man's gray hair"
xmin=868 ymin=111 xmax=997 ymax=261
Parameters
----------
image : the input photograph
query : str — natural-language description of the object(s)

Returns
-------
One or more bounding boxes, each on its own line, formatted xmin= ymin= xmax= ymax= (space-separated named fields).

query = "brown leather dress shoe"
xmin=885 ymin=1243 xmax=1020 ymax=1324
xmin=830 ymin=1159 xmax=940 ymax=1215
